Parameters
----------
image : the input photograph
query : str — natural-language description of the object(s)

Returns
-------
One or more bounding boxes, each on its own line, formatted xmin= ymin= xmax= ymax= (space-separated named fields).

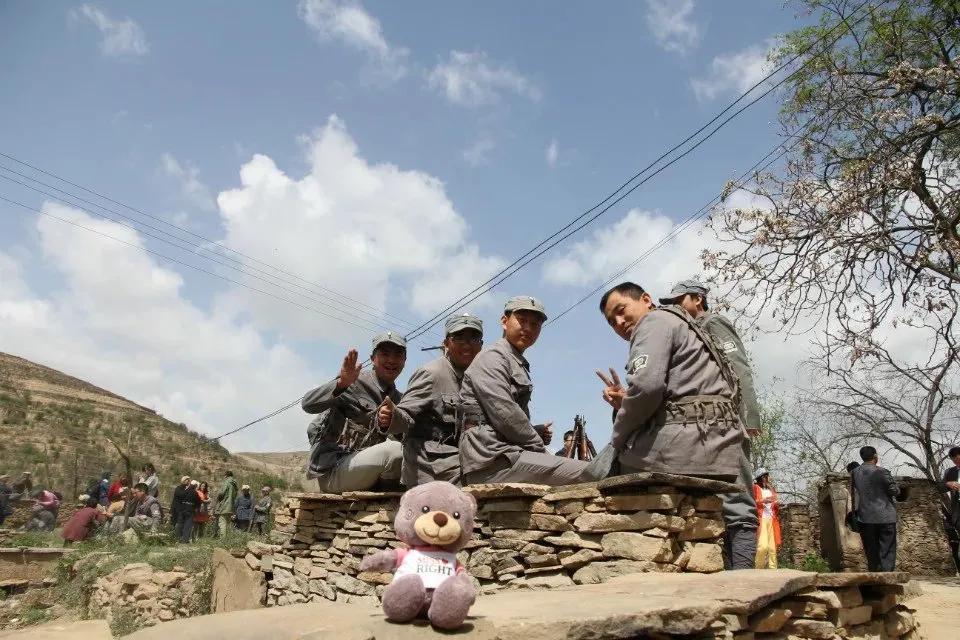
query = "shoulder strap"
xmin=658 ymin=306 xmax=741 ymax=402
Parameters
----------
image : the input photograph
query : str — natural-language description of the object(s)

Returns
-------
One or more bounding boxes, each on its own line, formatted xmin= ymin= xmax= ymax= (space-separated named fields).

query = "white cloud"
xmin=215 ymin=115 xmax=505 ymax=338
xmin=298 ymin=0 xmax=408 ymax=81
xmin=546 ymin=139 xmax=559 ymax=168
xmin=645 ymin=0 xmax=701 ymax=55
xmin=160 ymin=153 xmax=215 ymax=211
xmin=462 ymin=138 xmax=495 ymax=167
xmin=427 ymin=51 xmax=541 ymax=108
xmin=72 ymin=4 xmax=149 ymax=58
xmin=0 ymin=203 xmax=318 ymax=452
xmin=690 ymin=43 xmax=773 ymax=101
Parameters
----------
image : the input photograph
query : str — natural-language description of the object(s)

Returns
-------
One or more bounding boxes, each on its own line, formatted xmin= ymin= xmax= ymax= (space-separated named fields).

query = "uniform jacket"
xmin=612 ymin=305 xmax=744 ymax=479
xmin=303 ymin=368 xmax=401 ymax=475
xmin=134 ymin=495 xmax=162 ymax=524
xmin=698 ymin=312 xmax=762 ymax=431
xmin=852 ymin=463 xmax=899 ymax=524
xmin=389 ymin=355 xmax=464 ymax=486
xmin=234 ymin=493 xmax=254 ymax=521
xmin=942 ymin=466 xmax=960 ymax=529
xmin=252 ymin=495 xmax=272 ymax=524
xmin=215 ymin=477 xmax=238 ymax=515
xmin=752 ymin=484 xmax=782 ymax=545
xmin=459 ymin=338 xmax=545 ymax=475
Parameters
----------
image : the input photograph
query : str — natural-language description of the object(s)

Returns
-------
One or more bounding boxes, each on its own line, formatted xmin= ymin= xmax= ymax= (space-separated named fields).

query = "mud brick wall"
xmin=248 ymin=472 xmax=738 ymax=606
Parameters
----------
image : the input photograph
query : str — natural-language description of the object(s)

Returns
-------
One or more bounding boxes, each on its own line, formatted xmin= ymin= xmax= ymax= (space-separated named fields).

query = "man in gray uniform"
xmin=597 ymin=282 xmax=744 ymax=481
xmin=852 ymin=445 xmax=899 ymax=571
xmin=383 ymin=313 xmax=484 ymax=487
xmin=460 ymin=296 xmax=597 ymax=486
xmin=303 ymin=332 xmax=406 ymax=493
xmin=659 ymin=280 xmax=760 ymax=570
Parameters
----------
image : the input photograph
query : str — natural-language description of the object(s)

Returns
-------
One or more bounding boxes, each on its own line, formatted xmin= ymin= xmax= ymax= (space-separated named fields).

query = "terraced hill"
xmin=0 ymin=352 xmax=297 ymax=504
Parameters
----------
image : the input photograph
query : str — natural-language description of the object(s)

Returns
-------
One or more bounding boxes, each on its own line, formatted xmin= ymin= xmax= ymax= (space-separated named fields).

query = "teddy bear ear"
xmin=463 ymin=490 xmax=478 ymax=514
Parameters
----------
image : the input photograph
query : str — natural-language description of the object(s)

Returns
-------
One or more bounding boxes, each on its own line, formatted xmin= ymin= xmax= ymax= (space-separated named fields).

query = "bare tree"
xmin=705 ymin=0 xmax=960 ymax=482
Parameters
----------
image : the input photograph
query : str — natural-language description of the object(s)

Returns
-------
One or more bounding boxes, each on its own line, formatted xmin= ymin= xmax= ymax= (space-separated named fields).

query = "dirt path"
xmin=913 ymin=579 xmax=960 ymax=639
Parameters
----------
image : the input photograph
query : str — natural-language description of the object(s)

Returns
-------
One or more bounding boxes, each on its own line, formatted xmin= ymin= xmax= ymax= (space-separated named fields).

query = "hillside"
xmin=0 ymin=352 xmax=302 ymax=502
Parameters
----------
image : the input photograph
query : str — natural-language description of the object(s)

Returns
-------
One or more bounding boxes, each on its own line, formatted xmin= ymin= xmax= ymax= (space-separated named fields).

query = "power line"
xmin=0 ymin=152 xmax=430 ymax=337
xmin=0 ymin=195 xmax=394 ymax=334
xmin=201 ymin=0 xmax=877 ymax=441
xmin=0 ymin=171 xmax=442 ymax=340
xmin=397 ymin=0 xmax=876 ymax=343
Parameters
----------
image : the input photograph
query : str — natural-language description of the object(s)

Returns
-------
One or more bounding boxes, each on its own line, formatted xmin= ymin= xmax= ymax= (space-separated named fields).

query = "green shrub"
xmin=799 ymin=552 xmax=831 ymax=573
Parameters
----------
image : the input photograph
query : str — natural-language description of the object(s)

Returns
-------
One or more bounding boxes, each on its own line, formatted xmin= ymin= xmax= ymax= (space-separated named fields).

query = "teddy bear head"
xmin=394 ymin=481 xmax=477 ymax=551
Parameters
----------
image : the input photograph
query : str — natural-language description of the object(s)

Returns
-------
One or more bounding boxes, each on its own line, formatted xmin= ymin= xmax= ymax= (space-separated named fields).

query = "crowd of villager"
xmin=0 ymin=465 xmax=274 ymax=545
xmin=302 ymin=280 xmax=960 ymax=573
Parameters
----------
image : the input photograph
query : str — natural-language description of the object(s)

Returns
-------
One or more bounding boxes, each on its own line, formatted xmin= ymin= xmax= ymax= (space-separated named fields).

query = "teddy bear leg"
xmin=381 ymin=574 xmax=427 ymax=622
xmin=427 ymin=572 xmax=476 ymax=630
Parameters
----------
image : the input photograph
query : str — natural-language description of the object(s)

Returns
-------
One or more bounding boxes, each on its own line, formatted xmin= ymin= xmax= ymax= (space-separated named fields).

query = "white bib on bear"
xmin=393 ymin=548 xmax=460 ymax=589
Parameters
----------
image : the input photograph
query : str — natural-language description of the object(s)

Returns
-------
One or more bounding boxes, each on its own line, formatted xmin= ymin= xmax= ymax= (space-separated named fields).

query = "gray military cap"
xmin=503 ymin=295 xmax=547 ymax=320
xmin=445 ymin=312 xmax=483 ymax=336
xmin=658 ymin=279 xmax=710 ymax=305
xmin=372 ymin=331 xmax=407 ymax=350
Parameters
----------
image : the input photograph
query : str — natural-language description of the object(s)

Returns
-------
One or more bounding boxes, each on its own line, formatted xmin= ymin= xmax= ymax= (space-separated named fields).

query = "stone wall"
xmin=250 ymin=472 xmax=737 ymax=606
xmin=0 ymin=547 xmax=71 ymax=585
xmin=742 ymin=572 xmax=922 ymax=639
xmin=779 ymin=503 xmax=815 ymax=567
xmin=87 ymin=562 xmax=202 ymax=629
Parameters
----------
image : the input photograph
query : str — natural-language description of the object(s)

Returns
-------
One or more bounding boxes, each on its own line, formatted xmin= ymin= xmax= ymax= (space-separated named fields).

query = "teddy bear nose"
xmin=432 ymin=512 xmax=448 ymax=527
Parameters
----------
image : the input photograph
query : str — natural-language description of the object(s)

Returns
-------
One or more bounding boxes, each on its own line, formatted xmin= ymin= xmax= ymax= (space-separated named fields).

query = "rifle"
xmin=565 ymin=415 xmax=596 ymax=461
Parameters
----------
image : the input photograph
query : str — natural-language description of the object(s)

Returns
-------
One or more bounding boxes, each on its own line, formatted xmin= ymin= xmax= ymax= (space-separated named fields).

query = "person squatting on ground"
xmin=459 ymin=297 xmax=606 ymax=486
xmin=304 ymin=332 xmax=406 ymax=493
xmin=658 ymin=279 xmax=761 ymax=570
xmin=62 ymin=496 xmax=106 ymax=545
xmin=170 ymin=475 xmax=200 ymax=543
xmin=596 ymin=282 xmax=745 ymax=482
xmin=852 ymin=446 xmax=899 ymax=572
xmin=753 ymin=468 xmax=781 ymax=569
xmin=25 ymin=488 xmax=60 ymax=531
xmin=384 ymin=313 xmax=484 ymax=487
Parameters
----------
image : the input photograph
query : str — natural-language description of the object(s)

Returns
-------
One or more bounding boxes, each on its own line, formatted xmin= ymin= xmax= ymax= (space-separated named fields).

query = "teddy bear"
xmin=359 ymin=481 xmax=477 ymax=629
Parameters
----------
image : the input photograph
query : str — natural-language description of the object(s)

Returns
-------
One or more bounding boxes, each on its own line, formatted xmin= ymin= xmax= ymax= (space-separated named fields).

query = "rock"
xmin=693 ymin=495 xmax=724 ymax=511
xmin=543 ymin=531 xmax=603 ymax=550
xmin=781 ymin=618 xmax=835 ymax=639
xmin=885 ymin=608 xmax=916 ymax=636
xmin=152 ymin=572 xmax=186 ymax=587
xmin=601 ymin=532 xmax=672 ymax=562
xmin=573 ymin=511 xmax=685 ymax=533
xmin=463 ymin=483 xmax=551 ymax=499
xmin=541 ymin=485 xmax=601 ymax=502
xmin=572 ymin=560 xmax=654 ymax=584
xmin=478 ymin=499 xmax=537 ymax=513
xmin=120 ymin=528 xmax=139 ymax=544
xmin=158 ymin=609 xmax=175 ymax=621
xmin=598 ymin=471 xmax=738 ymax=493
xmin=133 ymin=582 xmax=161 ymax=600
xmin=520 ymin=542 xmax=554 ymax=555
xmin=523 ymin=571 xmax=575 ymax=589
xmin=684 ymin=543 xmax=723 ymax=573
xmin=830 ymin=604 xmax=873 ymax=627
xmin=780 ymin=599 xmax=829 ymax=619
xmin=356 ymin=572 xmax=392 ymax=585
xmin=294 ymin=558 xmax=313 ymax=576
xmin=525 ymin=553 xmax=560 ymax=568
xmin=863 ymin=592 xmax=898 ymax=615
xmin=813 ymin=571 xmax=910 ymax=587
xmin=530 ymin=499 xmax=554 ymax=513
xmin=530 ymin=514 xmax=573 ymax=531
xmin=246 ymin=540 xmax=277 ymax=556
xmin=559 ymin=548 xmax=602 ymax=570
xmin=554 ymin=500 xmax=584 ymax=516
xmin=333 ymin=573 xmax=374 ymax=596
xmin=603 ymin=493 xmax=683 ymax=511
xmin=244 ymin=554 xmax=260 ymax=571
xmin=748 ymin=607 xmax=792 ymax=633
xmin=117 ymin=563 xmax=154 ymax=585
xmin=309 ymin=579 xmax=336 ymax=601
xmin=309 ymin=566 xmax=328 ymax=579
xmin=678 ymin=516 xmax=725 ymax=541
xmin=832 ymin=586 xmax=864 ymax=607
xmin=795 ymin=589 xmax=842 ymax=609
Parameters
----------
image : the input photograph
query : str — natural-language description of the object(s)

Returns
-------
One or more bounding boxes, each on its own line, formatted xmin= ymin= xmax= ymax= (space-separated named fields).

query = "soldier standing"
xmin=382 ymin=313 xmax=484 ymax=487
xmin=596 ymin=282 xmax=744 ymax=482
xmin=658 ymin=279 xmax=761 ymax=570
xmin=459 ymin=296 xmax=600 ymax=485
xmin=303 ymin=332 xmax=406 ymax=493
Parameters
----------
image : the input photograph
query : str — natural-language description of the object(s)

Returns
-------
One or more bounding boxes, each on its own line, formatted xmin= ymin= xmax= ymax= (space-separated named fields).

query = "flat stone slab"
xmin=127 ymin=569 xmax=819 ymax=640
xmin=814 ymin=571 xmax=911 ymax=587
xmin=598 ymin=472 xmax=738 ymax=494
xmin=0 ymin=620 xmax=111 ymax=640
xmin=462 ymin=484 xmax=551 ymax=499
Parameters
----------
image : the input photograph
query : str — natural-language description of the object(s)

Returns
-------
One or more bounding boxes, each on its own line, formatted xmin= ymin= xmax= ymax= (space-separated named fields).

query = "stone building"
xmin=780 ymin=473 xmax=956 ymax=576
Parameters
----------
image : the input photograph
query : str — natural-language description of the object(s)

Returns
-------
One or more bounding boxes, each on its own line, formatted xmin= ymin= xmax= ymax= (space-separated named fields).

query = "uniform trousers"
xmin=463 ymin=451 xmax=591 ymax=486
xmin=722 ymin=443 xmax=758 ymax=570
xmin=317 ymin=439 xmax=402 ymax=493
xmin=859 ymin=522 xmax=897 ymax=572
xmin=755 ymin=517 xmax=778 ymax=569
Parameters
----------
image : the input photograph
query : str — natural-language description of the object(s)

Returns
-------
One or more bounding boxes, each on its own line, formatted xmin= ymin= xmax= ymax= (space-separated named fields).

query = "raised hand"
xmin=377 ymin=396 xmax=395 ymax=430
xmin=595 ymin=368 xmax=625 ymax=411
xmin=335 ymin=349 xmax=362 ymax=391
xmin=540 ymin=421 xmax=553 ymax=445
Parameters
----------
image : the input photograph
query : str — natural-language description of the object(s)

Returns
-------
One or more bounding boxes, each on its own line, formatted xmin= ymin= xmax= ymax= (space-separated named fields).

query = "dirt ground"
xmin=913 ymin=579 xmax=960 ymax=639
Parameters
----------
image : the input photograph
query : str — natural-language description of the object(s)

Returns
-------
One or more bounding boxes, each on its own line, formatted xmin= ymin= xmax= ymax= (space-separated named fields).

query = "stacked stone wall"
xmin=779 ymin=503 xmax=815 ymax=567
xmin=249 ymin=472 xmax=737 ymax=606
xmin=87 ymin=562 xmax=202 ymax=629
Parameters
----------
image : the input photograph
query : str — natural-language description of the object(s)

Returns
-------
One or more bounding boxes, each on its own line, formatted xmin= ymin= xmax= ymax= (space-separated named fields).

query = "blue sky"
xmin=0 ymin=1 xmax=813 ymax=452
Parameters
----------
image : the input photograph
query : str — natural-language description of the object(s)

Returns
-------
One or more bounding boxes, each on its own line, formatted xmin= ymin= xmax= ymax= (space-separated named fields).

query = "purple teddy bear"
xmin=359 ymin=481 xmax=478 ymax=629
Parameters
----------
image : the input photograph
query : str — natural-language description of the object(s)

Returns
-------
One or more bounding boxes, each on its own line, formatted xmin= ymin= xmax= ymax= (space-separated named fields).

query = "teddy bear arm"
xmin=359 ymin=549 xmax=398 ymax=572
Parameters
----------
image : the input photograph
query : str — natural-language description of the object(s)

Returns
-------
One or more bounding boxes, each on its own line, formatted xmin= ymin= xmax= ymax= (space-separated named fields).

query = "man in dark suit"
xmin=852 ymin=446 xmax=899 ymax=571
xmin=941 ymin=446 xmax=960 ymax=569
